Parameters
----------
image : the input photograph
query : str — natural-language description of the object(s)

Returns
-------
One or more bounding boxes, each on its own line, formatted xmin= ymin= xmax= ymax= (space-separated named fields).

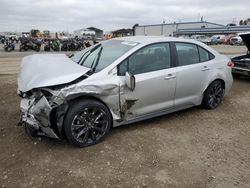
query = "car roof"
xmin=112 ymin=36 xmax=200 ymax=45
xmin=111 ymin=35 xmax=219 ymax=55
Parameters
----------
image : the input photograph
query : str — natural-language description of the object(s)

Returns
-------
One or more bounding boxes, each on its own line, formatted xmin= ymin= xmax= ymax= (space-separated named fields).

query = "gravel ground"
xmin=0 ymin=45 xmax=250 ymax=188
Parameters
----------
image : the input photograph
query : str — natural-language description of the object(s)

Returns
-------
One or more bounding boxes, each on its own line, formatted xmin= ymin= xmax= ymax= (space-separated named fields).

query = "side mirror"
xmin=125 ymin=72 xmax=135 ymax=91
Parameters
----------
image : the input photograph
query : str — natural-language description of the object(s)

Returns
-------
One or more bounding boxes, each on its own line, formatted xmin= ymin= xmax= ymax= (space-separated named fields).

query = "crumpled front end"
xmin=18 ymin=89 xmax=64 ymax=139
xmin=17 ymin=78 xmax=123 ymax=139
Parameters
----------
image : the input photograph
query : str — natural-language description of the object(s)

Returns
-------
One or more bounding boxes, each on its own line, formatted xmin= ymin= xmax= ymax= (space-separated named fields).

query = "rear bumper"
xmin=19 ymin=97 xmax=59 ymax=139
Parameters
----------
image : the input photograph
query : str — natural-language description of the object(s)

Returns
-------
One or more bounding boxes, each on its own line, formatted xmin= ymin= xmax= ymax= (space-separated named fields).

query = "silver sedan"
xmin=17 ymin=36 xmax=233 ymax=147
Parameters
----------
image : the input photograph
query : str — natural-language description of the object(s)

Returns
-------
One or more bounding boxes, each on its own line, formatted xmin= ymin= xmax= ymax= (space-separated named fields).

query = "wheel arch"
xmin=202 ymin=78 xmax=225 ymax=109
xmin=203 ymin=78 xmax=225 ymax=94
xmin=51 ymin=94 xmax=118 ymax=139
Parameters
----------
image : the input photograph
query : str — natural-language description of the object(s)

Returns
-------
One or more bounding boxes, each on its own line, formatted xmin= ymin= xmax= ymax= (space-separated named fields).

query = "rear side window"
xmin=175 ymin=43 xmax=199 ymax=66
xmin=175 ymin=43 xmax=215 ymax=66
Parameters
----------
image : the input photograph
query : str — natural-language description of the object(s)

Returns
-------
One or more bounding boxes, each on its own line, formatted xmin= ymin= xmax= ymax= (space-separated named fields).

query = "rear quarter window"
xmin=198 ymin=46 xmax=215 ymax=62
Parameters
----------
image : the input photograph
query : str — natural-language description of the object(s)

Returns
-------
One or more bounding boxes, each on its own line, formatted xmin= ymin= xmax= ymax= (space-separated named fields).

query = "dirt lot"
xmin=0 ymin=45 xmax=250 ymax=188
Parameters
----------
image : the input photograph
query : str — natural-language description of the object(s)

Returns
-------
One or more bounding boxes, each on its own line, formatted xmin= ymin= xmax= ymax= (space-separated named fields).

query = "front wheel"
xmin=202 ymin=80 xmax=225 ymax=109
xmin=64 ymin=100 xmax=112 ymax=147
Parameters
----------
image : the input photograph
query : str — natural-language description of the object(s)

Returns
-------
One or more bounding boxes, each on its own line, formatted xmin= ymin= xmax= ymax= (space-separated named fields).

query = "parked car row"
xmin=180 ymin=34 xmax=244 ymax=45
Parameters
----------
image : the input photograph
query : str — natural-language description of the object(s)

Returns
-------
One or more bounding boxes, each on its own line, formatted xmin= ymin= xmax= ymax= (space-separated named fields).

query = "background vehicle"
xmin=44 ymin=39 xmax=51 ymax=51
xmin=43 ymin=39 xmax=60 ymax=52
xmin=4 ymin=39 xmax=15 ymax=52
xmin=20 ymin=38 xmax=42 ymax=52
xmin=8 ymin=33 xmax=19 ymax=43
xmin=230 ymin=35 xmax=243 ymax=45
xmin=231 ymin=32 xmax=250 ymax=78
xmin=0 ymin=35 xmax=6 ymax=43
xmin=191 ymin=35 xmax=211 ymax=45
xmin=61 ymin=38 xmax=84 ymax=51
xmin=210 ymin=35 xmax=225 ymax=45
xmin=221 ymin=34 xmax=235 ymax=44
xmin=17 ymin=37 xmax=233 ymax=147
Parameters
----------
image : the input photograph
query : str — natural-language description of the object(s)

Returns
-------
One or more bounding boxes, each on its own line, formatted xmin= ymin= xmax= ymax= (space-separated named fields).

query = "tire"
xmin=64 ymin=99 xmax=112 ymax=147
xmin=232 ymin=73 xmax=241 ymax=79
xmin=202 ymin=80 xmax=225 ymax=109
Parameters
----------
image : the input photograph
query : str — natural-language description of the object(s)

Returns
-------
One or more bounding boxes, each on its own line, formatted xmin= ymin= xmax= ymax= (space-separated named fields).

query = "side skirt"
xmin=113 ymin=104 xmax=196 ymax=127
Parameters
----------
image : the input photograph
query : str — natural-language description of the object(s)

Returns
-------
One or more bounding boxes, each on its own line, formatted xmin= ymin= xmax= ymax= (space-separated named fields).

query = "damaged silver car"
xmin=17 ymin=36 xmax=233 ymax=147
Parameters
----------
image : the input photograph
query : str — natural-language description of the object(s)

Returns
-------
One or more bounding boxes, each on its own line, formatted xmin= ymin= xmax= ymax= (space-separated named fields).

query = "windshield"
xmin=70 ymin=40 xmax=138 ymax=72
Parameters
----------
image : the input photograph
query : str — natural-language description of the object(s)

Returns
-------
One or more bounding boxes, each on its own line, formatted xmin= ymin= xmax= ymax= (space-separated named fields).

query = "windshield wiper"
xmin=90 ymin=46 xmax=103 ymax=73
xmin=79 ymin=43 xmax=102 ymax=65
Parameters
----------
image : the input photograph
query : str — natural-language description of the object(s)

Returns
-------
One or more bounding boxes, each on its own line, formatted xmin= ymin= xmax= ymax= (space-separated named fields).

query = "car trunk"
xmin=232 ymin=33 xmax=250 ymax=70
xmin=232 ymin=54 xmax=250 ymax=69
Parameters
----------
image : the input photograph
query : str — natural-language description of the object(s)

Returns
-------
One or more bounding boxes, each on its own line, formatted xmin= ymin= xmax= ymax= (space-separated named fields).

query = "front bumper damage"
xmin=17 ymin=78 xmax=137 ymax=139
xmin=18 ymin=95 xmax=60 ymax=139
xmin=17 ymin=82 xmax=122 ymax=139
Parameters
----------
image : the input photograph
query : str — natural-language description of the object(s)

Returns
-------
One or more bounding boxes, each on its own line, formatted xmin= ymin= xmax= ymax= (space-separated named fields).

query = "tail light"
xmin=227 ymin=61 xmax=234 ymax=67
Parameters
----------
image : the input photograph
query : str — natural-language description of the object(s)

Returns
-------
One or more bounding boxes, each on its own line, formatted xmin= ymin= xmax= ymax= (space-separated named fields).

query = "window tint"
xmin=198 ymin=46 xmax=210 ymax=62
xmin=118 ymin=43 xmax=171 ymax=75
xmin=175 ymin=43 xmax=199 ymax=66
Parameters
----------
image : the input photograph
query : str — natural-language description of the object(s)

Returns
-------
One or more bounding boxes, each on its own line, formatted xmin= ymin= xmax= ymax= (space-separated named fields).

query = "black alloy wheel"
xmin=64 ymin=100 xmax=112 ymax=147
xmin=203 ymin=80 xmax=225 ymax=109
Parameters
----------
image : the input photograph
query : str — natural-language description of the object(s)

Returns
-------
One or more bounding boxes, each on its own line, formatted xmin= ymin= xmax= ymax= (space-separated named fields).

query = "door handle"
xmin=164 ymin=74 xmax=176 ymax=80
xmin=201 ymin=66 xmax=210 ymax=71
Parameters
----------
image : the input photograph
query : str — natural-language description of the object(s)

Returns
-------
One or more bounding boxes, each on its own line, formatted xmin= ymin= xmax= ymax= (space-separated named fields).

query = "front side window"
xmin=118 ymin=43 xmax=171 ymax=75
xmin=175 ymin=43 xmax=199 ymax=66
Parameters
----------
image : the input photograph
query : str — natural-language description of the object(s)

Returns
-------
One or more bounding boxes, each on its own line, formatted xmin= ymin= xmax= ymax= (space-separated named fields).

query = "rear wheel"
xmin=202 ymin=80 xmax=225 ymax=109
xmin=64 ymin=100 xmax=112 ymax=147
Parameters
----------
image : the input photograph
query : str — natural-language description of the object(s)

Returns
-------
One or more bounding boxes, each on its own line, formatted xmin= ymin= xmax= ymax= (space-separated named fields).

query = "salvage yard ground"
xmin=0 ymin=45 xmax=249 ymax=188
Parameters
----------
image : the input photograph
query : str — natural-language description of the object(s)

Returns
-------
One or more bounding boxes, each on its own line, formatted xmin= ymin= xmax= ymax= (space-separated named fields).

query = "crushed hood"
xmin=18 ymin=54 xmax=90 ymax=92
xmin=240 ymin=33 xmax=250 ymax=52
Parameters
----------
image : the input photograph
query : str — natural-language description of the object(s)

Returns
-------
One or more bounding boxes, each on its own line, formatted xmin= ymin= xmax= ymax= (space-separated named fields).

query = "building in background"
xmin=74 ymin=27 xmax=103 ymax=39
xmin=111 ymin=28 xmax=133 ymax=38
xmin=134 ymin=21 xmax=224 ymax=36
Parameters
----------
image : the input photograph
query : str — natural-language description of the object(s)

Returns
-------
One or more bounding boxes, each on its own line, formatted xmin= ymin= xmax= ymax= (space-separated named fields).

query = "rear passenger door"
xmin=174 ymin=42 xmax=214 ymax=106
